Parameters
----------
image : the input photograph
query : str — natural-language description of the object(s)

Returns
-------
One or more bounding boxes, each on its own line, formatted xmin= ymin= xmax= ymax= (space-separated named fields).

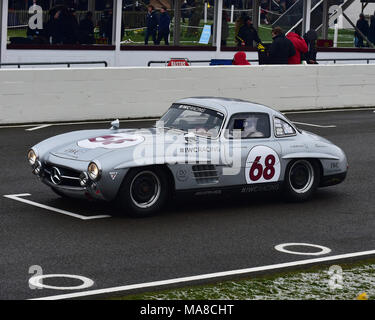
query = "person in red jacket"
xmin=286 ymin=31 xmax=308 ymax=64
xmin=232 ymin=51 xmax=251 ymax=65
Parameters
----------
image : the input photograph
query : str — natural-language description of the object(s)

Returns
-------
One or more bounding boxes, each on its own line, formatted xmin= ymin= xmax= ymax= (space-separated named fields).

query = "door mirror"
xmin=110 ymin=119 xmax=120 ymax=130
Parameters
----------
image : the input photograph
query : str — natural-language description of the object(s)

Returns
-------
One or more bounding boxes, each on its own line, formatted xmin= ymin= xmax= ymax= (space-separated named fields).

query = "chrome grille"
xmin=44 ymin=164 xmax=81 ymax=187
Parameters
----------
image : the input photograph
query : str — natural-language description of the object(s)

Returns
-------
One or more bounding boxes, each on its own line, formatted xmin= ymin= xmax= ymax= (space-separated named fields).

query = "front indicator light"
xmin=79 ymin=172 xmax=89 ymax=187
xmin=32 ymin=161 xmax=42 ymax=175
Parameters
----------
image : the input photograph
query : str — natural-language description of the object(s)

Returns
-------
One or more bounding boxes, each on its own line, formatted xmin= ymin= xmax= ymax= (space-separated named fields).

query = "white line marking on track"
xmin=284 ymin=108 xmax=375 ymax=115
xmin=25 ymin=124 xmax=52 ymax=131
xmin=0 ymin=118 xmax=159 ymax=129
xmin=30 ymin=249 xmax=375 ymax=300
xmin=3 ymin=193 xmax=111 ymax=220
xmin=292 ymin=121 xmax=336 ymax=128
xmin=29 ymin=274 xmax=94 ymax=290
xmin=274 ymin=243 xmax=331 ymax=256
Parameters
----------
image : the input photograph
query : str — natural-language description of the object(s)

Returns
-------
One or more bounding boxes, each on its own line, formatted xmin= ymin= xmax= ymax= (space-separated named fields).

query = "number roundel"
xmin=78 ymin=134 xmax=145 ymax=149
xmin=245 ymin=146 xmax=281 ymax=184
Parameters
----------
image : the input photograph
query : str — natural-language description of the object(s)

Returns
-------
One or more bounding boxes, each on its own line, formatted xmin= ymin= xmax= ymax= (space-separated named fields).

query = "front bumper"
xmin=37 ymin=162 xmax=106 ymax=201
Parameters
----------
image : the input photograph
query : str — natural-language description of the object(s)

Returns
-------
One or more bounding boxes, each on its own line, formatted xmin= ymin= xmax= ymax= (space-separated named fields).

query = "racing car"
xmin=27 ymin=97 xmax=347 ymax=217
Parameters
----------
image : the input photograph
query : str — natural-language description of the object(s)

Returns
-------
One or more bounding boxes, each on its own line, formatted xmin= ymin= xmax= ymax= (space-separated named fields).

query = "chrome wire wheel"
xmin=130 ymin=171 xmax=161 ymax=209
xmin=288 ymin=160 xmax=315 ymax=194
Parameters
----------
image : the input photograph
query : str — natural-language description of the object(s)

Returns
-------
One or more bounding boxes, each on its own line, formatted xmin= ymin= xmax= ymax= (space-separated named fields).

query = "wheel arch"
xmin=116 ymin=164 xmax=176 ymax=199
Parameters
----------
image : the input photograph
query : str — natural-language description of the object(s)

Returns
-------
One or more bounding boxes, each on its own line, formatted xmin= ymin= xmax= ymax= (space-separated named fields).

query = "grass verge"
xmin=111 ymin=258 xmax=375 ymax=300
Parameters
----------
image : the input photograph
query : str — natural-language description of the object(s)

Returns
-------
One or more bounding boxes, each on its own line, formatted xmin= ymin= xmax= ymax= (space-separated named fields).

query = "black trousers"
xmin=156 ymin=30 xmax=169 ymax=45
xmin=145 ymin=28 xmax=156 ymax=45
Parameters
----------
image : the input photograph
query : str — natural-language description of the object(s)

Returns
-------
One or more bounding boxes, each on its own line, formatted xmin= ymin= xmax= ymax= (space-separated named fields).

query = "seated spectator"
xmin=232 ymin=51 xmax=251 ymax=65
xmin=286 ymin=30 xmax=308 ymax=64
xmin=267 ymin=26 xmax=295 ymax=64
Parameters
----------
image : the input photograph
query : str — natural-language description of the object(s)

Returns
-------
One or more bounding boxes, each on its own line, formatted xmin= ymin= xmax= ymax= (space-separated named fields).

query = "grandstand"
xmin=1 ymin=0 xmax=375 ymax=67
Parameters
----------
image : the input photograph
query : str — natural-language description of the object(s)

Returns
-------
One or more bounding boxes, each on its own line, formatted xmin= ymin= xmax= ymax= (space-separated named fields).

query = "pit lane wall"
xmin=0 ymin=64 xmax=374 ymax=124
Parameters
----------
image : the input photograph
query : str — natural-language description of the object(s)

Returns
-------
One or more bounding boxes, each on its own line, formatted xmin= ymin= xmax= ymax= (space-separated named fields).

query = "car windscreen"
xmin=157 ymin=104 xmax=225 ymax=138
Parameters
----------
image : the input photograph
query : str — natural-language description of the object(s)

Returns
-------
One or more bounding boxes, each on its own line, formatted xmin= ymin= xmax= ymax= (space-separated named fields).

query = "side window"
xmin=225 ymin=113 xmax=270 ymax=139
xmin=274 ymin=117 xmax=296 ymax=137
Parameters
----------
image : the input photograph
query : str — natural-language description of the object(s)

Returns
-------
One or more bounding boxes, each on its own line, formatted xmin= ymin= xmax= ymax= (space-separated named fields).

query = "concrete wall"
xmin=0 ymin=64 xmax=374 ymax=124
xmin=4 ymin=49 xmax=375 ymax=67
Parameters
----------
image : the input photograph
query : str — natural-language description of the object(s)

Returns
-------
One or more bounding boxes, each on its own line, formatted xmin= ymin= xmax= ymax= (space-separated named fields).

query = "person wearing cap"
xmin=235 ymin=16 xmax=261 ymax=48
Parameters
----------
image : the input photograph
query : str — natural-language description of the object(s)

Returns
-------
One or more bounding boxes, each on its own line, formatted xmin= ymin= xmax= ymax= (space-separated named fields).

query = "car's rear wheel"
xmin=117 ymin=167 xmax=169 ymax=217
xmin=283 ymin=159 xmax=320 ymax=201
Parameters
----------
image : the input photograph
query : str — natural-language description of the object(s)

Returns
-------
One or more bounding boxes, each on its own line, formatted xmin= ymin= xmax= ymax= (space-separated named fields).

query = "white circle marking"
xmin=274 ymin=243 xmax=331 ymax=256
xmin=28 ymin=274 xmax=94 ymax=290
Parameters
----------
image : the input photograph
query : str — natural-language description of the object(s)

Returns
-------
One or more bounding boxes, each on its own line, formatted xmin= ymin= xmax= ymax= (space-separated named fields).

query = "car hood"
xmin=47 ymin=127 xmax=185 ymax=162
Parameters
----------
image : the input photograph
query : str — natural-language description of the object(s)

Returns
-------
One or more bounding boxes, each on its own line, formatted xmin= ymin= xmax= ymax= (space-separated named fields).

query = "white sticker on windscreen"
xmin=77 ymin=134 xmax=144 ymax=149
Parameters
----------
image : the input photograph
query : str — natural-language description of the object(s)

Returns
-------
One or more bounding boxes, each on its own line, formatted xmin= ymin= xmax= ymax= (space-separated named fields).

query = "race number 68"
xmin=245 ymin=146 xmax=281 ymax=184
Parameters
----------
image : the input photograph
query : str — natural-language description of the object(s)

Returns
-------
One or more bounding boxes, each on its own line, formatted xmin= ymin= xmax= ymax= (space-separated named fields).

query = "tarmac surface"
xmin=0 ymin=108 xmax=374 ymax=299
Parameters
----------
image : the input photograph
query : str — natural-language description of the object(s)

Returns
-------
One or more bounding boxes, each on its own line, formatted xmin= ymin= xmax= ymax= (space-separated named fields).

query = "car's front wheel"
xmin=283 ymin=159 xmax=320 ymax=201
xmin=117 ymin=167 xmax=169 ymax=217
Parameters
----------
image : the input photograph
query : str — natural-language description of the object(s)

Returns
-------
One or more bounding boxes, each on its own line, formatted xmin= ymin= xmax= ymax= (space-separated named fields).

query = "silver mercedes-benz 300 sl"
xmin=27 ymin=97 xmax=347 ymax=217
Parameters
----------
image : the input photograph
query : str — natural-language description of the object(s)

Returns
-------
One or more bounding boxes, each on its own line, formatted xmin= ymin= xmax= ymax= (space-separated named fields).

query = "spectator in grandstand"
xmin=62 ymin=7 xmax=80 ymax=44
xmin=156 ymin=6 xmax=171 ymax=45
xmin=221 ymin=10 xmax=229 ymax=46
xmin=145 ymin=5 xmax=158 ymax=45
xmin=280 ymin=0 xmax=290 ymax=12
xmin=368 ymin=14 xmax=375 ymax=46
xmin=303 ymin=29 xmax=318 ymax=64
xmin=234 ymin=14 xmax=246 ymax=42
xmin=99 ymin=5 xmax=114 ymax=44
xmin=232 ymin=51 xmax=251 ymax=65
xmin=181 ymin=1 xmax=193 ymax=23
xmin=46 ymin=6 xmax=65 ymax=44
xmin=260 ymin=0 xmax=269 ymax=25
xmin=235 ymin=16 xmax=261 ymax=48
xmin=79 ymin=11 xmax=95 ymax=44
xmin=286 ymin=30 xmax=307 ymax=64
xmin=355 ymin=13 xmax=369 ymax=47
xmin=267 ymin=26 xmax=295 ymax=64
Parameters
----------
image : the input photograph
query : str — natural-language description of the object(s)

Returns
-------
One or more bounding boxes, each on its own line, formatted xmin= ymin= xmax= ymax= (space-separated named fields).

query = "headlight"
xmin=88 ymin=162 xmax=101 ymax=181
xmin=27 ymin=149 xmax=38 ymax=166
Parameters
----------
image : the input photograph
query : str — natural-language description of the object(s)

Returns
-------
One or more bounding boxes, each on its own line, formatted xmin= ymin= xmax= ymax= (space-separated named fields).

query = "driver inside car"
xmin=242 ymin=116 xmax=264 ymax=138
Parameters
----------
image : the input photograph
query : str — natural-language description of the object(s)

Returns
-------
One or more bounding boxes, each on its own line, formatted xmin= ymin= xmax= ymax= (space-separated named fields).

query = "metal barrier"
xmin=317 ymin=58 xmax=375 ymax=64
xmin=147 ymin=60 xmax=259 ymax=66
xmin=148 ymin=58 xmax=375 ymax=66
xmin=0 ymin=61 xmax=108 ymax=68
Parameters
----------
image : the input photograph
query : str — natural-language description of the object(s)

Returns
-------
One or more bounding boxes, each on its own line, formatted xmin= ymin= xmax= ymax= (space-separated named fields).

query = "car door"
xmin=219 ymin=112 xmax=282 ymax=188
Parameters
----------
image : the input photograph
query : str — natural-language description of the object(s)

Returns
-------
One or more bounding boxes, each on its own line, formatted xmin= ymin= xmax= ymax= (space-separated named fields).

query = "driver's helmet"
xmin=243 ymin=116 xmax=258 ymax=130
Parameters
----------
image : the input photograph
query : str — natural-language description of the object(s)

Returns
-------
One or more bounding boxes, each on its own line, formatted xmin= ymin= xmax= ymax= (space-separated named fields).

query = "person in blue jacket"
xmin=145 ymin=5 xmax=157 ymax=45
xmin=156 ymin=6 xmax=170 ymax=45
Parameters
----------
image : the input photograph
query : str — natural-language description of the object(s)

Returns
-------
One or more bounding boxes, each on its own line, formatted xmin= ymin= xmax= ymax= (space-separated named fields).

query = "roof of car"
xmin=175 ymin=97 xmax=277 ymax=116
